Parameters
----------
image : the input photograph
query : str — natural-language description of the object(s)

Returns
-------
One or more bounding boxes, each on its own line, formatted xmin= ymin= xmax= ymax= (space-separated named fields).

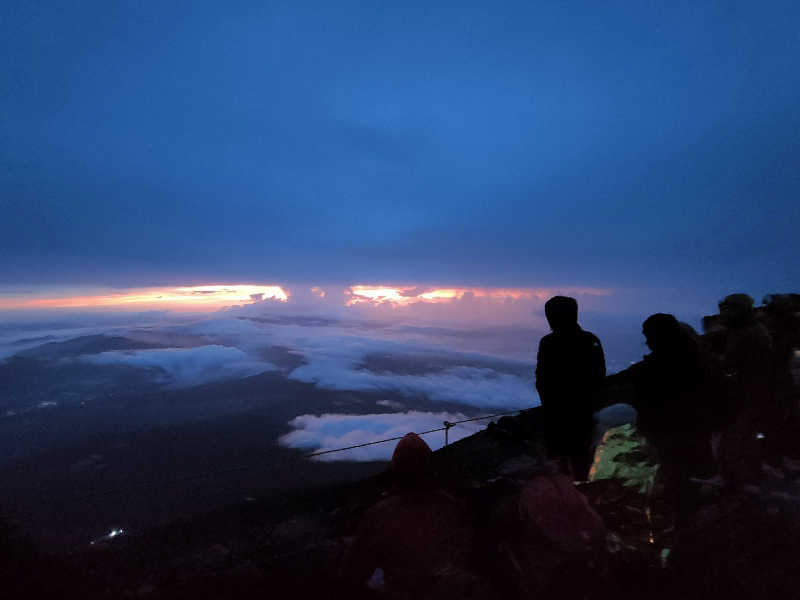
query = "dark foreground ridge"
xmin=3 ymin=294 xmax=800 ymax=599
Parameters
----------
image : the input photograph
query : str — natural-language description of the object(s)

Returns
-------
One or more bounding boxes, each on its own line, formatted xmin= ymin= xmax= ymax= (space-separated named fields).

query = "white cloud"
xmin=181 ymin=317 xmax=266 ymax=337
xmin=290 ymin=362 xmax=536 ymax=409
xmin=236 ymin=321 xmax=538 ymax=408
xmin=0 ymin=327 xmax=92 ymax=360
xmin=0 ymin=311 xmax=194 ymax=361
xmin=279 ymin=411 xmax=489 ymax=461
xmin=376 ymin=399 xmax=405 ymax=410
xmin=18 ymin=312 xmax=537 ymax=409
xmin=83 ymin=345 xmax=276 ymax=387
xmin=138 ymin=315 xmax=539 ymax=408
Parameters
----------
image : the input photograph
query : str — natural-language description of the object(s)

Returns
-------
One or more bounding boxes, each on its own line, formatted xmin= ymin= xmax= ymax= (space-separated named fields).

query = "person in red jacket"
xmin=341 ymin=433 xmax=475 ymax=599
xmin=535 ymin=296 xmax=606 ymax=480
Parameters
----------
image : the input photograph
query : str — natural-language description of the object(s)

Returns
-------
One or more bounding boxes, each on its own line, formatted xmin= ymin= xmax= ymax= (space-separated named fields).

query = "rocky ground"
xmin=5 ymin=405 xmax=800 ymax=599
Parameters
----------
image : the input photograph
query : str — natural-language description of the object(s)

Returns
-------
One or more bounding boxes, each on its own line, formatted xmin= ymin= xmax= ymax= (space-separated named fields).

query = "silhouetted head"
xmin=391 ymin=432 xmax=433 ymax=487
xmin=642 ymin=313 xmax=682 ymax=354
xmin=719 ymin=293 xmax=754 ymax=326
xmin=764 ymin=294 xmax=798 ymax=318
xmin=544 ymin=296 xmax=579 ymax=333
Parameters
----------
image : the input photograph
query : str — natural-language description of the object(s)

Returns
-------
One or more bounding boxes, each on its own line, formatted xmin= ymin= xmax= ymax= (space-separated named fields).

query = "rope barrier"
xmin=305 ymin=411 xmax=520 ymax=458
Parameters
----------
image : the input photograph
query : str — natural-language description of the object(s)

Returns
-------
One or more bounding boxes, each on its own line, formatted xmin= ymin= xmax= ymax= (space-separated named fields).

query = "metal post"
xmin=443 ymin=421 xmax=453 ymax=446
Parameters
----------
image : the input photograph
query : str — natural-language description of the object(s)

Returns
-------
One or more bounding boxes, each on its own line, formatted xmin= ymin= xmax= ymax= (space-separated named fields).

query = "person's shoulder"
xmin=580 ymin=330 xmax=603 ymax=347
xmin=538 ymin=332 xmax=556 ymax=346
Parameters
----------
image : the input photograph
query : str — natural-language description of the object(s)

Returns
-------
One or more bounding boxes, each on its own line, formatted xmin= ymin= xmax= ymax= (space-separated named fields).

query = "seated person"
xmin=341 ymin=433 xmax=474 ymax=599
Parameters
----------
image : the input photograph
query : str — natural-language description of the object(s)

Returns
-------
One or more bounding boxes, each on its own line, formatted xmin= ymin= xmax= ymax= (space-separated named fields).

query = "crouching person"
xmin=484 ymin=472 xmax=608 ymax=599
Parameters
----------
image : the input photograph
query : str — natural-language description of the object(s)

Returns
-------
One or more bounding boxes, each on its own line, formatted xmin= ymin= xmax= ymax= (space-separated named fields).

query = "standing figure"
xmin=716 ymin=294 xmax=773 ymax=485
xmin=535 ymin=296 xmax=606 ymax=480
xmin=761 ymin=295 xmax=800 ymax=462
xmin=626 ymin=313 xmax=716 ymax=527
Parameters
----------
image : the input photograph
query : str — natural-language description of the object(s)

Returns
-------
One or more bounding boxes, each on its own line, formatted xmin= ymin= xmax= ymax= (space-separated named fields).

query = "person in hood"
xmin=341 ymin=433 xmax=477 ymax=599
xmin=624 ymin=313 xmax=718 ymax=526
xmin=535 ymin=296 xmax=606 ymax=480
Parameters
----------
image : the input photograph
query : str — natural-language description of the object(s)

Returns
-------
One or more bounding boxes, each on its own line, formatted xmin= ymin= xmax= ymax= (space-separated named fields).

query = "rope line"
xmin=305 ymin=411 xmax=519 ymax=457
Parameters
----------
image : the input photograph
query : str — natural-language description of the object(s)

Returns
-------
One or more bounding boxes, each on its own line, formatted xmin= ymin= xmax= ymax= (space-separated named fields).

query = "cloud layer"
xmin=83 ymin=345 xmax=276 ymax=387
xmin=164 ymin=314 xmax=542 ymax=407
xmin=290 ymin=363 xmax=536 ymax=409
xmin=202 ymin=316 xmax=538 ymax=407
xmin=279 ymin=410 xmax=489 ymax=461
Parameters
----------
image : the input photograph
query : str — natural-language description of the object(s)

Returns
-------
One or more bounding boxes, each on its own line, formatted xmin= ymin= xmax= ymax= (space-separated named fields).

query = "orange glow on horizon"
xmin=1 ymin=285 xmax=289 ymax=311
xmin=346 ymin=286 xmax=416 ymax=305
xmin=346 ymin=285 xmax=610 ymax=307
xmin=0 ymin=283 xmax=612 ymax=312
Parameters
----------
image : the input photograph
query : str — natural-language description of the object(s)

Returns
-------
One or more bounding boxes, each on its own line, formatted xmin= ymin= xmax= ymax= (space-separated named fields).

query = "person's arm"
xmin=595 ymin=362 xmax=640 ymax=411
xmin=591 ymin=335 xmax=606 ymax=382
xmin=585 ymin=334 xmax=607 ymax=411
xmin=535 ymin=337 xmax=552 ymax=400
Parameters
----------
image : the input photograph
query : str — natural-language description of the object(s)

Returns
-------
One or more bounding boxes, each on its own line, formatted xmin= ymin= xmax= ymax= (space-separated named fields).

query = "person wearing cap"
xmin=535 ymin=296 xmax=606 ymax=480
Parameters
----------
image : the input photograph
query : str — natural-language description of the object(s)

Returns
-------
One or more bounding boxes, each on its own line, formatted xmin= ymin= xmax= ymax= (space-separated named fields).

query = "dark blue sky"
xmin=2 ymin=1 xmax=799 ymax=305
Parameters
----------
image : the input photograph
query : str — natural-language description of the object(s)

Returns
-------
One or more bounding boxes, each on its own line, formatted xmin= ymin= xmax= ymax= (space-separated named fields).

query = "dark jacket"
xmin=535 ymin=326 xmax=606 ymax=426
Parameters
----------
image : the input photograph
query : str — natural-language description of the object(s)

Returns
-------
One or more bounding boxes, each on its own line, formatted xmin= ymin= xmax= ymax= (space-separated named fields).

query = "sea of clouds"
xmin=1 ymin=294 xmax=645 ymax=461
xmin=84 ymin=345 xmax=277 ymax=387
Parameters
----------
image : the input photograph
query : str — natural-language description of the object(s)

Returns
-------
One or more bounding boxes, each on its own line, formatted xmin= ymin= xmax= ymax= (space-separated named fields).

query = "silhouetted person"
xmin=341 ymin=433 xmax=475 ymax=599
xmin=535 ymin=296 xmax=605 ymax=480
xmin=631 ymin=316 xmax=704 ymax=422
xmin=715 ymin=294 xmax=774 ymax=485
xmin=762 ymin=294 xmax=800 ymax=462
xmin=617 ymin=313 xmax=716 ymax=527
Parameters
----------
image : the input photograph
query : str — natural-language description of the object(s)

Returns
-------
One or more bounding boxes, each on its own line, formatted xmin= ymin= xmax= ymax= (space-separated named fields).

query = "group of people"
xmin=342 ymin=431 xmax=607 ymax=599
xmin=340 ymin=293 xmax=799 ymax=598
xmin=537 ymin=293 xmax=800 ymax=523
